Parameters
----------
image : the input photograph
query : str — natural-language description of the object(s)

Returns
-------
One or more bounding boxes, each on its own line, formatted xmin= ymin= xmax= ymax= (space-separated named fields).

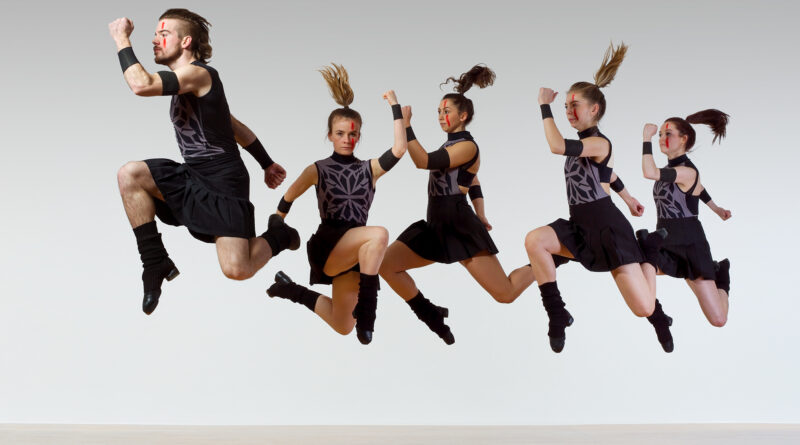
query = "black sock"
xmin=647 ymin=299 xmax=673 ymax=345
xmin=407 ymin=291 xmax=451 ymax=337
xmin=133 ymin=221 xmax=168 ymax=268
xmin=267 ymin=279 xmax=320 ymax=312
xmin=715 ymin=259 xmax=731 ymax=293
xmin=539 ymin=281 xmax=571 ymax=338
xmin=353 ymin=273 xmax=379 ymax=332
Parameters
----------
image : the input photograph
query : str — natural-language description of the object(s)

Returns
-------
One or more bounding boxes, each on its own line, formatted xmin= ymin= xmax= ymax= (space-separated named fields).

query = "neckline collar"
xmin=447 ymin=131 xmax=472 ymax=141
xmin=578 ymin=126 xmax=600 ymax=139
xmin=331 ymin=152 xmax=357 ymax=164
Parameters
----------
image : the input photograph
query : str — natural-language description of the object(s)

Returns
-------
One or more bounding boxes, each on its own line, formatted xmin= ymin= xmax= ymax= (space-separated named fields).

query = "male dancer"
xmin=110 ymin=9 xmax=299 ymax=314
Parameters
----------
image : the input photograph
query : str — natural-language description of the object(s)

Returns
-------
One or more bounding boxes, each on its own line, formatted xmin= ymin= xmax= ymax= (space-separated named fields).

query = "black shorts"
xmin=397 ymin=194 xmax=498 ymax=264
xmin=145 ymin=153 xmax=255 ymax=243
xmin=548 ymin=197 xmax=644 ymax=272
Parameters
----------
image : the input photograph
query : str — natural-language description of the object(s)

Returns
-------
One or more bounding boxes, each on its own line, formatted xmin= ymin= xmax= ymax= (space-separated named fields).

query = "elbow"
xmin=130 ymin=83 xmax=150 ymax=97
xmin=643 ymin=169 xmax=659 ymax=181
xmin=548 ymin=143 xmax=565 ymax=155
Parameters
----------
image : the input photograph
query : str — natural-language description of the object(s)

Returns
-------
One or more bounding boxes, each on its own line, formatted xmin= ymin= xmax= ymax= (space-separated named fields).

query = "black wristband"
xmin=659 ymin=168 xmax=677 ymax=183
xmin=426 ymin=148 xmax=451 ymax=170
xmin=468 ymin=185 xmax=483 ymax=200
xmin=243 ymin=138 xmax=275 ymax=169
xmin=378 ymin=147 xmax=401 ymax=171
xmin=118 ymin=47 xmax=139 ymax=73
xmin=610 ymin=177 xmax=625 ymax=193
xmin=391 ymin=104 xmax=403 ymax=120
xmin=540 ymin=104 xmax=553 ymax=120
xmin=277 ymin=196 xmax=293 ymax=213
xmin=643 ymin=141 xmax=653 ymax=155
xmin=699 ymin=189 xmax=712 ymax=203
xmin=405 ymin=126 xmax=417 ymax=142
xmin=564 ymin=139 xmax=584 ymax=157
xmin=157 ymin=71 xmax=180 ymax=96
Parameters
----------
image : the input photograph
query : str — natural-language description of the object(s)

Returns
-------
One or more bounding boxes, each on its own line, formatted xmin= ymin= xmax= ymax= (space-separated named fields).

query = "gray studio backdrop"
xmin=0 ymin=0 xmax=797 ymax=425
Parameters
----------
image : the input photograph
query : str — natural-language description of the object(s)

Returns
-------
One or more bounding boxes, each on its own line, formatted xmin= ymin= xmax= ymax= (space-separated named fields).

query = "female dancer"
xmin=265 ymin=64 xmax=408 ymax=345
xmin=379 ymin=65 xmax=537 ymax=345
xmin=525 ymin=43 xmax=674 ymax=353
xmin=638 ymin=111 xmax=732 ymax=327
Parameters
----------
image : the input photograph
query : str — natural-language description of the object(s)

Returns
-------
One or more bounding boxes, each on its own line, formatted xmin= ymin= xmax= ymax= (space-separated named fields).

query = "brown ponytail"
xmin=319 ymin=63 xmax=362 ymax=134
xmin=666 ymin=109 xmax=729 ymax=150
xmin=568 ymin=42 xmax=628 ymax=122
xmin=440 ymin=64 xmax=496 ymax=126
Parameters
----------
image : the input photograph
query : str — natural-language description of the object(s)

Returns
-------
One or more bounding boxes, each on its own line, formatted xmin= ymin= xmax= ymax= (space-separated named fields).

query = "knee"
xmin=371 ymin=227 xmax=389 ymax=249
xmin=492 ymin=291 xmax=516 ymax=304
xmin=333 ymin=319 xmax=356 ymax=336
xmin=221 ymin=262 xmax=251 ymax=281
xmin=525 ymin=229 xmax=544 ymax=252
xmin=117 ymin=162 xmax=139 ymax=192
xmin=709 ymin=314 xmax=727 ymax=328
xmin=633 ymin=300 xmax=656 ymax=318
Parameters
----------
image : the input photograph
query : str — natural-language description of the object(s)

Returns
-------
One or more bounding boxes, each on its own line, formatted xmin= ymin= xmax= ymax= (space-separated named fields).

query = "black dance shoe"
xmin=548 ymin=314 xmax=574 ymax=353
xmin=141 ymin=258 xmax=180 ymax=315
xmin=268 ymin=214 xmax=301 ymax=251
xmin=652 ymin=315 xmax=674 ymax=353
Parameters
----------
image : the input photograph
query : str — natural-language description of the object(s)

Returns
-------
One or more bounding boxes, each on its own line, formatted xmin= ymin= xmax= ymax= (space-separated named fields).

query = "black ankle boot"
xmin=636 ymin=228 xmax=668 ymax=268
xmin=266 ymin=271 xmax=319 ymax=312
xmin=407 ymin=292 xmax=455 ymax=345
xmin=262 ymin=214 xmax=301 ymax=256
xmin=141 ymin=257 xmax=180 ymax=315
xmin=352 ymin=274 xmax=380 ymax=345
xmin=647 ymin=299 xmax=674 ymax=353
xmin=714 ymin=259 xmax=731 ymax=294
xmin=539 ymin=282 xmax=572 ymax=353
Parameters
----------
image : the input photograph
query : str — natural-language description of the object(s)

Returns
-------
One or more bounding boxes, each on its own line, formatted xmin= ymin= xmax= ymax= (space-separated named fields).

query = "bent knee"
xmin=709 ymin=315 xmax=727 ymax=328
xmin=371 ymin=226 xmax=390 ymax=248
xmin=333 ymin=320 xmax=356 ymax=335
xmin=118 ymin=161 xmax=148 ymax=191
xmin=525 ymin=228 xmax=549 ymax=251
xmin=221 ymin=263 xmax=251 ymax=281
xmin=491 ymin=291 xmax=516 ymax=304
xmin=633 ymin=301 xmax=656 ymax=318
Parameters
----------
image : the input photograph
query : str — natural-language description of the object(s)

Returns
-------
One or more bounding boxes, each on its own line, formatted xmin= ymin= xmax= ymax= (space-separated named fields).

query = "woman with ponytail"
xmin=265 ymin=64 xmax=408 ymax=345
xmin=526 ymin=43 xmax=674 ymax=353
xmin=380 ymin=64 xmax=537 ymax=345
xmin=638 ymin=110 xmax=732 ymax=327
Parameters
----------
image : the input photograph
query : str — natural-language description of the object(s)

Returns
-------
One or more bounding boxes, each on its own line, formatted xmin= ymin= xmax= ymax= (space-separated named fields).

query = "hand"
xmin=109 ymin=17 xmax=134 ymax=42
xmin=264 ymin=163 xmax=286 ymax=189
xmin=401 ymin=105 xmax=412 ymax=126
xmin=717 ymin=207 xmax=732 ymax=221
xmin=477 ymin=214 xmax=493 ymax=231
xmin=538 ymin=87 xmax=558 ymax=105
xmin=643 ymin=123 xmax=658 ymax=140
xmin=383 ymin=90 xmax=398 ymax=106
xmin=626 ymin=197 xmax=645 ymax=217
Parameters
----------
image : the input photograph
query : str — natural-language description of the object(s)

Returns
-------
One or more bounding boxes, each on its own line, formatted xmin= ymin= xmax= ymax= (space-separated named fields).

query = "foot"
xmin=548 ymin=314 xmax=574 ymax=353
xmin=352 ymin=296 xmax=377 ymax=346
xmin=141 ymin=258 xmax=179 ymax=315
xmin=268 ymin=214 xmax=301 ymax=251
xmin=651 ymin=315 xmax=674 ymax=353
xmin=267 ymin=271 xmax=295 ymax=297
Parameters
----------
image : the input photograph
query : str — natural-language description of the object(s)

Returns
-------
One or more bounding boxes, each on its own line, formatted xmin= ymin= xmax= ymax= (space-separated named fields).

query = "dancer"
xmin=379 ymin=65 xmax=537 ymax=345
xmin=525 ymin=43 xmax=674 ymax=353
xmin=110 ymin=9 xmax=299 ymax=314
xmin=265 ymin=64 xmax=408 ymax=345
xmin=639 ymin=111 xmax=732 ymax=327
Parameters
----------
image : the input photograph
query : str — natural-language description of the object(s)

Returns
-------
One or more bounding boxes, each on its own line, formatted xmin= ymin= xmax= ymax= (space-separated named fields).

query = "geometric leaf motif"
xmin=171 ymin=95 xmax=226 ymax=160
xmin=653 ymin=181 xmax=692 ymax=219
xmin=316 ymin=157 xmax=374 ymax=224
xmin=564 ymin=156 xmax=607 ymax=205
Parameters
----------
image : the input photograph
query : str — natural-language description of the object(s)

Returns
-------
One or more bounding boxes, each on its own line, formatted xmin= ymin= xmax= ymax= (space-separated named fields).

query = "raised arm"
xmin=404 ymin=113 xmax=477 ymax=170
xmin=276 ymin=164 xmax=318 ymax=219
xmin=231 ymin=114 xmax=286 ymax=189
xmin=641 ymin=123 xmax=696 ymax=185
xmin=538 ymin=87 xmax=609 ymax=158
xmin=109 ymin=18 xmax=209 ymax=97
xmin=371 ymin=90 xmax=408 ymax=183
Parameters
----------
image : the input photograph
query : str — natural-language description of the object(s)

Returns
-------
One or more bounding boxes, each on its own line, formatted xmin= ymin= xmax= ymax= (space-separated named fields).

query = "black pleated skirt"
xmin=145 ymin=153 xmax=255 ymax=243
xmin=549 ymin=196 xmax=644 ymax=272
xmin=306 ymin=219 xmax=362 ymax=285
xmin=656 ymin=217 xmax=716 ymax=281
xmin=397 ymin=194 xmax=498 ymax=264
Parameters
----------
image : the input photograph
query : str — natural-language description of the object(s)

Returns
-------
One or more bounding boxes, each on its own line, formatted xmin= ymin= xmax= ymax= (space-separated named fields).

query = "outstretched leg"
xmin=686 ymin=277 xmax=729 ymax=327
xmin=459 ymin=253 xmax=536 ymax=304
xmin=215 ymin=214 xmax=301 ymax=281
xmin=610 ymin=263 xmax=673 ymax=352
xmin=380 ymin=241 xmax=453 ymax=344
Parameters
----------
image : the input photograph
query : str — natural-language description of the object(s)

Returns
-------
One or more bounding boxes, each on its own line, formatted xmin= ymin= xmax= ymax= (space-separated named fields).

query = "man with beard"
xmin=109 ymin=9 xmax=299 ymax=314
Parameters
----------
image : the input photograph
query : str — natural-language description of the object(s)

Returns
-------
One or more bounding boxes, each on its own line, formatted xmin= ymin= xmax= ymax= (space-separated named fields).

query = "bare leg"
xmin=323 ymin=226 xmax=389 ymax=277
xmin=459 ymin=253 xmax=536 ymax=304
xmin=686 ymin=278 xmax=728 ymax=327
xmin=379 ymin=241 xmax=435 ymax=301
xmin=610 ymin=263 xmax=656 ymax=317
xmin=215 ymin=236 xmax=274 ymax=280
xmin=312 ymin=272 xmax=360 ymax=335
xmin=117 ymin=161 xmax=163 ymax=227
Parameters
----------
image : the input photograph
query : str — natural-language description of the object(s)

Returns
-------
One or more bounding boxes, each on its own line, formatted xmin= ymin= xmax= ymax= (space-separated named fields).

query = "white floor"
xmin=1 ymin=424 xmax=799 ymax=445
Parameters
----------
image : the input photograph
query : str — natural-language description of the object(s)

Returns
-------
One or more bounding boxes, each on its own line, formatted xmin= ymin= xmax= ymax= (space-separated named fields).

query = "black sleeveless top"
xmin=428 ymin=131 xmax=480 ymax=197
xmin=314 ymin=152 xmax=375 ymax=225
xmin=169 ymin=61 xmax=238 ymax=161
xmin=654 ymin=154 xmax=700 ymax=219
xmin=564 ymin=126 xmax=613 ymax=206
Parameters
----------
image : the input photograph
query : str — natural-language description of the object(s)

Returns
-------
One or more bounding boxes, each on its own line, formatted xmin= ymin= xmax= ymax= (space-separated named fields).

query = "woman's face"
xmin=438 ymin=98 xmax=467 ymax=132
xmin=564 ymin=91 xmax=599 ymax=130
xmin=328 ymin=117 xmax=361 ymax=155
xmin=658 ymin=121 xmax=688 ymax=155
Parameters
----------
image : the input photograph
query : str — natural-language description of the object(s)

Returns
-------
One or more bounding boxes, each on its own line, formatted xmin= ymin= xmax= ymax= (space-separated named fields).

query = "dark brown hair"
xmin=665 ymin=109 xmax=729 ymax=151
xmin=319 ymin=63 xmax=362 ymax=134
xmin=159 ymin=9 xmax=212 ymax=63
xmin=440 ymin=64 xmax=496 ymax=126
xmin=568 ymin=42 xmax=628 ymax=122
